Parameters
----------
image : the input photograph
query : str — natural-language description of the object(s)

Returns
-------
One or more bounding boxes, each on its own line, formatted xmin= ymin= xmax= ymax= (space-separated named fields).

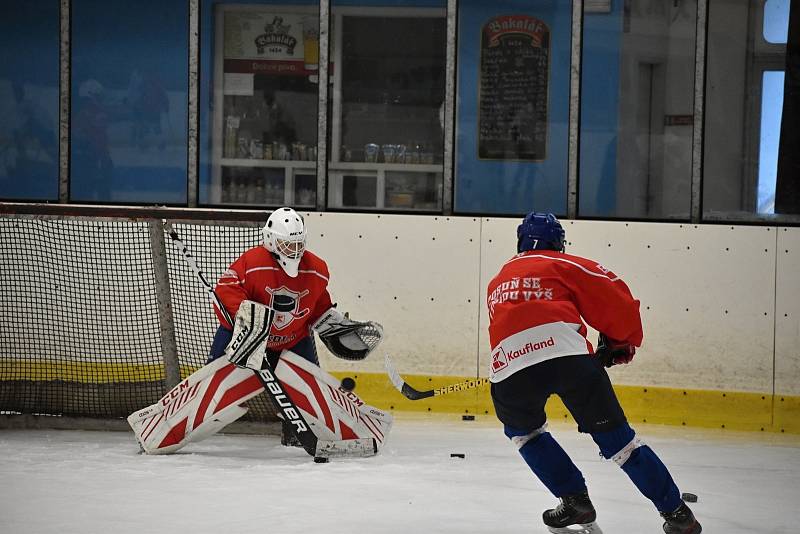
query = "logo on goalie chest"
xmin=265 ymin=286 xmax=310 ymax=330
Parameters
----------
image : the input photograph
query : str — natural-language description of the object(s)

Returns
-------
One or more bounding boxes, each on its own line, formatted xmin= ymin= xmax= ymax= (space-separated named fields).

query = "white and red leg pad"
xmin=127 ymin=357 xmax=264 ymax=455
xmin=276 ymin=351 xmax=393 ymax=448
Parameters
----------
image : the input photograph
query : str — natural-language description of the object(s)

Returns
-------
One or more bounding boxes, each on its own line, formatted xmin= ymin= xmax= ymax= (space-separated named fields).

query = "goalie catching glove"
xmin=595 ymin=333 xmax=635 ymax=367
xmin=312 ymin=307 xmax=383 ymax=361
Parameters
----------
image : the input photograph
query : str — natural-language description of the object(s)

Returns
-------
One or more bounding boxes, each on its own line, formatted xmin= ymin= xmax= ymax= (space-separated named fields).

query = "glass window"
xmin=327 ymin=2 xmax=446 ymax=212
xmin=757 ymin=71 xmax=784 ymax=214
xmin=703 ymin=0 xmax=795 ymax=219
xmin=70 ymin=0 xmax=188 ymax=204
xmin=201 ymin=1 xmax=319 ymax=208
xmin=763 ymin=0 xmax=789 ymax=44
xmin=580 ymin=1 xmax=697 ymax=220
xmin=454 ymin=0 xmax=571 ymax=215
xmin=0 ymin=1 xmax=60 ymax=201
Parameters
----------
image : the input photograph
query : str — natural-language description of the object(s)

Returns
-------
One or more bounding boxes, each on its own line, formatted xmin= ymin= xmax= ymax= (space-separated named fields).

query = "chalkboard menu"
xmin=478 ymin=15 xmax=550 ymax=161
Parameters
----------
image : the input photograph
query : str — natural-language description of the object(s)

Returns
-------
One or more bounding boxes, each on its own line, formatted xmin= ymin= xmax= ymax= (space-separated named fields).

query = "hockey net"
xmin=0 ymin=211 xmax=280 ymax=424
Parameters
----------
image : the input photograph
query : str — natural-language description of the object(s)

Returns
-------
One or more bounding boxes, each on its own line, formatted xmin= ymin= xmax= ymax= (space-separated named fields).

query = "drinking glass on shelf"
xmin=395 ymin=144 xmax=407 ymax=164
xmin=364 ymin=143 xmax=379 ymax=163
xmin=382 ymin=144 xmax=396 ymax=163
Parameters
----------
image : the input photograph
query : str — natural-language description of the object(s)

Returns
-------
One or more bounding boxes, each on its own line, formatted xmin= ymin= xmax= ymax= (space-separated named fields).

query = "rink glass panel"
xmin=0 ymin=0 xmax=59 ymax=201
xmin=69 ymin=0 xmax=189 ymax=204
xmin=204 ymin=1 xmax=320 ymax=209
xmin=579 ymin=0 xmax=697 ymax=220
xmin=703 ymin=0 xmax=792 ymax=219
xmin=327 ymin=3 xmax=447 ymax=212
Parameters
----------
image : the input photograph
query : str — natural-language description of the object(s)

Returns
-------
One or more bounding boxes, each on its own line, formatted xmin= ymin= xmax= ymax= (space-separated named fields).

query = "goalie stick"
xmin=163 ymin=220 xmax=377 ymax=459
xmin=384 ymin=354 xmax=490 ymax=400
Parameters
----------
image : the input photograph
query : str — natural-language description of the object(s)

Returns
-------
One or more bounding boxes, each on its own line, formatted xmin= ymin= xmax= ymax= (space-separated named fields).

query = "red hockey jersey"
xmin=486 ymin=250 xmax=643 ymax=382
xmin=214 ymin=246 xmax=333 ymax=352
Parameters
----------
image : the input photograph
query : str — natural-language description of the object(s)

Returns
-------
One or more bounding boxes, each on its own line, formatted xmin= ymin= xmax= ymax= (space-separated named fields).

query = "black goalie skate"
xmin=660 ymin=502 xmax=702 ymax=534
xmin=543 ymin=492 xmax=603 ymax=534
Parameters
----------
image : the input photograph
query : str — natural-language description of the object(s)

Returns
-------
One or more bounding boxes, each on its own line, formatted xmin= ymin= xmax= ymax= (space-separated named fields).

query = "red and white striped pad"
xmin=275 ymin=352 xmax=393 ymax=447
xmin=127 ymin=357 xmax=264 ymax=455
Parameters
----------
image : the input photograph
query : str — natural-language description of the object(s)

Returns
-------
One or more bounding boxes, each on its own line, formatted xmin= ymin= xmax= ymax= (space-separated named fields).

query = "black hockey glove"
xmin=595 ymin=333 xmax=635 ymax=368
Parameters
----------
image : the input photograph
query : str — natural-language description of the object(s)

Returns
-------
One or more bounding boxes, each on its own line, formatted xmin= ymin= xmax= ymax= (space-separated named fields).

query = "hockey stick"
xmin=163 ymin=220 xmax=377 ymax=459
xmin=384 ymin=354 xmax=490 ymax=401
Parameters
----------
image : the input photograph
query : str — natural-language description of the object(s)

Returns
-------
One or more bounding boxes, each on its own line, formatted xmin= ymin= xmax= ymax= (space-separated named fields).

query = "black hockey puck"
xmin=681 ymin=492 xmax=698 ymax=503
xmin=450 ymin=453 xmax=465 ymax=458
xmin=462 ymin=414 xmax=475 ymax=421
xmin=314 ymin=456 xmax=329 ymax=464
xmin=340 ymin=377 xmax=356 ymax=391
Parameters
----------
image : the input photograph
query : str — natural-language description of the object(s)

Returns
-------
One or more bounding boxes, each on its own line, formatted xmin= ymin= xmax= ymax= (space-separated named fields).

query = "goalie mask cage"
xmin=0 ymin=206 xmax=282 ymax=427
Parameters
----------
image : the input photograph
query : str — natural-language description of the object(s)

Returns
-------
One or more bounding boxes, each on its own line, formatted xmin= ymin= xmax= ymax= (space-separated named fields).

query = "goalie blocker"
xmin=127 ymin=350 xmax=392 ymax=457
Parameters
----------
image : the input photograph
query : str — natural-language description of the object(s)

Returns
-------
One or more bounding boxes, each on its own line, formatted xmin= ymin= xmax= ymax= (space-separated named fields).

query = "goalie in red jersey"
xmin=127 ymin=208 xmax=391 ymax=456
xmin=206 ymin=207 xmax=383 ymax=445
xmin=487 ymin=212 xmax=701 ymax=534
xmin=208 ymin=207 xmax=332 ymax=369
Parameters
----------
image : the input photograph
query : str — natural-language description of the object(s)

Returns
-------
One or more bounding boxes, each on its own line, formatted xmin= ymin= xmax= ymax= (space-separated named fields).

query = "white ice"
xmin=1 ymin=415 xmax=798 ymax=534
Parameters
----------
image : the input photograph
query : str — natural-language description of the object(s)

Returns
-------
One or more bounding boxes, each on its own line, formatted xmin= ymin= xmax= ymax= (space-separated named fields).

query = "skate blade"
xmin=547 ymin=522 xmax=603 ymax=534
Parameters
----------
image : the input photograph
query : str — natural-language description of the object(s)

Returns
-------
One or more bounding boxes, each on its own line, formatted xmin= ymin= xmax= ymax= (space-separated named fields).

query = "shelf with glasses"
xmin=328 ymin=162 xmax=442 ymax=173
xmin=220 ymin=158 xmax=317 ymax=169
xmin=327 ymin=162 xmax=443 ymax=211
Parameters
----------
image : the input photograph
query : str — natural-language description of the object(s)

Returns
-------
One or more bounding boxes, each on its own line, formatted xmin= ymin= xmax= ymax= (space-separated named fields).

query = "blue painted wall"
xmin=70 ymin=0 xmax=188 ymax=204
xmin=579 ymin=4 xmax=623 ymax=217
xmin=454 ymin=0 xmax=572 ymax=216
xmin=0 ymin=1 xmax=60 ymax=201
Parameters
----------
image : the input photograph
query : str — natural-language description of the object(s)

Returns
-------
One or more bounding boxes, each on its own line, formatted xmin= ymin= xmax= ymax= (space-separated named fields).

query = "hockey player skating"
xmin=486 ymin=212 xmax=701 ymax=534
xmin=128 ymin=208 xmax=391 ymax=457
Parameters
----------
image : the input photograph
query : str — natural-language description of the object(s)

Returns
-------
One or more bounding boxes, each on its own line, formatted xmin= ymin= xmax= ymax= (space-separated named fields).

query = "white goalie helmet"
xmin=263 ymin=207 xmax=307 ymax=277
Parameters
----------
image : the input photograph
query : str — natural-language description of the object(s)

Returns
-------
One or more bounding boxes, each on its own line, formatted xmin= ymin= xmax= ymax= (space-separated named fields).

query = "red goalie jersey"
xmin=214 ymin=245 xmax=333 ymax=352
xmin=486 ymin=250 xmax=643 ymax=382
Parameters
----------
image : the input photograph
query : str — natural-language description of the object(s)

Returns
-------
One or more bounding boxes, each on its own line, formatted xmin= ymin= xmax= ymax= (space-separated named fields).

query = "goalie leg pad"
xmin=275 ymin=350 xmax=393 ymax=448
xmin=127 ymin=357 xmax=264 ymax=454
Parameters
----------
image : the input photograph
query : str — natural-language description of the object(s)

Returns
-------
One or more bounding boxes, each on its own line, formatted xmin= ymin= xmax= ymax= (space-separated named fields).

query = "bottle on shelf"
xmin=224 ymin=115 xmax=240 ymax=158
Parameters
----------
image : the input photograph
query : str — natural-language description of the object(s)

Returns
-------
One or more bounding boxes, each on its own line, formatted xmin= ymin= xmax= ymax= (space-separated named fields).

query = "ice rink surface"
xmin=1 ymin=414 xmax=799 ymax=534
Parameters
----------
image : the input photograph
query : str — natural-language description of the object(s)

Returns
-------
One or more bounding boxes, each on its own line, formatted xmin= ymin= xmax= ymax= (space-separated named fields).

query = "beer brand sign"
xmin=224 ymin=12 xmax=306 ymax=61
xmin=477 ymin=14 xmax=551 ymax=161
xmin=483 ymin=15 xmax=549 ymax=48
xmin=255 ymin=16 xmax=297 ymax=55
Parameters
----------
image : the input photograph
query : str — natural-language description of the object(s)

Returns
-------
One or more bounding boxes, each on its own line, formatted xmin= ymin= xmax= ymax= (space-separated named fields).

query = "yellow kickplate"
xmin=2 ymin=361 xmax=797 ymax=434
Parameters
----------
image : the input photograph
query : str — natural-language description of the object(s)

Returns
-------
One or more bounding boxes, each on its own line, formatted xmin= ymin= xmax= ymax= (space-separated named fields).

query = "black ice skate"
xmin=543 ymin=492 xmax=603 ymax=534
xmin=660 ymin=502 xmax=702 ymax=534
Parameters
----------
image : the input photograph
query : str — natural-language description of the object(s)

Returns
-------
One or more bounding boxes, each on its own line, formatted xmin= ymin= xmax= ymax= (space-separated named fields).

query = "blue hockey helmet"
xmin=517 ymin=212 xmax=565 ymax=253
